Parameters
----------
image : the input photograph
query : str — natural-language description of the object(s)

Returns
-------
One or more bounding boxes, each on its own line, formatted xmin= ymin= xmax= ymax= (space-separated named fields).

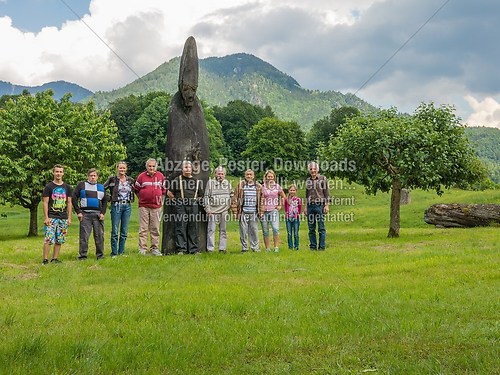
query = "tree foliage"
xmin=242 ymin=117 xmax=308 ymax=180
xmin=213 ymin=100 xmax=274 ymax=163
xmin=307 ymin=106 xmax=360 ymax=158
xmin=320 ymin=103 xmax=486 ymax=237
xmin=0 ymin=90 xmax=126 ymax=236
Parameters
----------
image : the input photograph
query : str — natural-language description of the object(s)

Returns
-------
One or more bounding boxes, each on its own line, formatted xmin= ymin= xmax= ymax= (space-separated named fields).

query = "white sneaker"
xmin=138 ymin=249 xmax=147 ymax=255
xmin=151 ymin=249 xmax=163 ymax=256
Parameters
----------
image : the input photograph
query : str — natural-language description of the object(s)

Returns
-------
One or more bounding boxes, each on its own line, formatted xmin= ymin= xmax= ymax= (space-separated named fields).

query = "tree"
xmin=203 ymin=103 xmax=229 ymax=169
xmin=108 ymin=91 xmax=172 ymax=173
xmin=320 ymin=103 xmax=485 ymax=238
xmin=0 ymin=90 xmax=126 ymax=237
xmin=127 ymin=95 xmax=170 ymax=173
xmin=242 ymin=117 xmax=308 ymax=180
xmin=307 ymin=106 xmax=360 ymax=158
xmin=213 ymin=100 xmax=274 ymax=164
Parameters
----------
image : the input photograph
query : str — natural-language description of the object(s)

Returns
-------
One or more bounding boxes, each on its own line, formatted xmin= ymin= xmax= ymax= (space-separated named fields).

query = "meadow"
xmin=0 ymin=183 xmax=499 ymax=374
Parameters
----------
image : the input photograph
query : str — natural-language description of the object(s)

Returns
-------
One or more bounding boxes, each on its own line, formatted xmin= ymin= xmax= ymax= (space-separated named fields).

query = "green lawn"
xmin=1 ymin=184 xmax=499 ymax=374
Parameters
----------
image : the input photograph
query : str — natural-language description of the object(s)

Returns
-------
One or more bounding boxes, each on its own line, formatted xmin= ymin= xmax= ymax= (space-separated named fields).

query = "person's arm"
xmin=43 ymin=196 xmax=50 ymax=225
xmin=277 ymin=188 xmax=286 ymax=211
xmin=72 ymin=182 xmax=83 ymax=221
xmin=66 ymin=196 xmax=72 ymax=226
xmin=323 ymin=176 xmax=330 ymax=214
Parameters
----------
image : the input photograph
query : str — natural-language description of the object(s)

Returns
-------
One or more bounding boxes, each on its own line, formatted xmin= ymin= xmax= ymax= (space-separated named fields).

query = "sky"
xmin=0 ymin=0 xmax=499 ymax=129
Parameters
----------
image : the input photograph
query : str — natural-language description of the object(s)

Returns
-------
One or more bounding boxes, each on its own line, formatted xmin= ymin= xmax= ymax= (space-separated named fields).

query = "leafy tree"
xmin=242 ymin=117 xmax=308 ymax=180
xmin=308 ymin=106 xmax=360 ymax=158
xmin=108 ymin=91 xmax=171 ymax=163
xmin=320 ymin=103 xmax=485 ymax=238
xmin=213 ymin=100 xmax=274 ymax=164
xmin=127 ymin=95 xmax=170 ymax=174
xmin=203 ymin=103 xmax=229 ymax=170
xmin=0 ymin=90 xmax=126 ymax=236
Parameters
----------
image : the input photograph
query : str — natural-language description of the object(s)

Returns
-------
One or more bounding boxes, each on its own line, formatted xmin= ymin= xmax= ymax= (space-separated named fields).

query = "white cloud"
xmin=465 ymin=96 xmax=500 ymax=129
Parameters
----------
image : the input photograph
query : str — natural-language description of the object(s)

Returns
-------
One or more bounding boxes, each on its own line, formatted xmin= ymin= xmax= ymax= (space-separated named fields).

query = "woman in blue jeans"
xmin=104 ymin=162 xmax=135 ymax=257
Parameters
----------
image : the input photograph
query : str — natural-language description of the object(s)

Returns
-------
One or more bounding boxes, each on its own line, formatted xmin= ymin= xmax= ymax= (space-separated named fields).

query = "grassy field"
xmin=0 ymin=183 xmax=499 ymax=374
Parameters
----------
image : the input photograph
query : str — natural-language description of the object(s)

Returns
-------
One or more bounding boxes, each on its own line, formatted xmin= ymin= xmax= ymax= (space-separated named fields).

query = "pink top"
xmin=261 ymin=183 xmax=283 ymax=211
xmin=284 ymin=195 xmax=302 ymax=219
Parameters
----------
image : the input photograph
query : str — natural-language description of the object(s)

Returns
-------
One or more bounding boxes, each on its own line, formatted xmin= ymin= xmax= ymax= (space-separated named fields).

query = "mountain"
xmin=0 ymin=80 xmax=93 ymax=102
xmin=92 ymin=53 xmax=376 ymax=129
xmin=465 ymin=127 xmax=500 ymax=184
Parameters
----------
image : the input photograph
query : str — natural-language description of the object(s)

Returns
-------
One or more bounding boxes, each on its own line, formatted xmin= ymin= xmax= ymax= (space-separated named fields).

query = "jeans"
xmin=286 ymin=218 xmax=300 ymax=249
xmin=261 ymin=209 xmax=280 ymax=237
xmin=110 ymin=202 xmax=132 ymax=255
xmin=307 ymin=204 xmax=326 ymax=250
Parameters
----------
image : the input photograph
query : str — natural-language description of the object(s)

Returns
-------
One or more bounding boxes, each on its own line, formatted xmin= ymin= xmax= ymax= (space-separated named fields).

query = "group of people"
xmin=41 ymin=160 xmax=330 ymax=263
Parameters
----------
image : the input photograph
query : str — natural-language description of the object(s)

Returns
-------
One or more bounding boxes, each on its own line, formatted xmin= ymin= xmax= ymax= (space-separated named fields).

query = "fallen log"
xmin=424 ymin=203 xmax=500 ymax=228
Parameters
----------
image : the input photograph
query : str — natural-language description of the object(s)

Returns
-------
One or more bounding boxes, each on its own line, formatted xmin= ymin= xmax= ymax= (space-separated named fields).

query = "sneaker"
xmin=177 ymin=251 xmax=185 ymax=255
xmin=78 ymin=256 xmax=87 ymax=260
xmin=42 ymin=259 xmax=49 ymax=265
xmin=241 ymin=250 xmax=248 ymax=253
xmin=219 ymin=250 xmax=226 ymax=254
xmin=151 ymin=249 xmax=162 ymax=256
xmin=138 ymin=249 xmax=147 ymax=255
xmin=50 ymin=258 xmax=62 ymax=263
xmin=253 ymin=249 xmax=261 ymax=253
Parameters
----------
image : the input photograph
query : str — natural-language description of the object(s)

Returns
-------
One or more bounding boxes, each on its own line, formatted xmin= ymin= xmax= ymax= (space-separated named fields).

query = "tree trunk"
xmin=388 ymin=179 xmax=401 ymax=238
xmin=400 ymin=188 xmax=411 ymax=205
xmin=28 ymin=205 xmax=38 ymax=237
xmin=424 ymin=204 xmax=500 ymax=228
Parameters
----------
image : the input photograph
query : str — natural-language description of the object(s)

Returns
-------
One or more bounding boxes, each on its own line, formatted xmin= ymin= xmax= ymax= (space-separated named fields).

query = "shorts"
xmin=44 ymin=218 xmax=69 ymax=245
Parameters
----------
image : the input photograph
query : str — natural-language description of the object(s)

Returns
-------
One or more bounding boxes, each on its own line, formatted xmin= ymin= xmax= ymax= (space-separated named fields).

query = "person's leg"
xmin=186 ymin=203 xmax=199 ymax=254
xmin=218 ymin=213 xmax=228 ymax=251
xmin=43 ymin=219 xmax=55 ymax=262
xmin=52 ymin=219 xmax=68 ymax=259
xmin=207 ymin=213 xmax=216 ymax=251
xmin=286 ymin=219 xmax=293 ymax=249
xmin=249 ymin=213 xmax=260 ymax=251
xmin=239 ymin=214 xmax=249 ymax=252
xmin=110 ymin=204 xmax=120 ymax=256
xmin=307 ymin=204 xmax=318 ymax=250
xmin=293 ymin=219 xmax=300 ymax=250
xmin=79 ymin=213 xmax=93 ymax=258
xmin=174 ymin=204 xmax=188 ymax=253
xmin=138 ymin=207 xmax=149 ymax=253
xmin=93 ymin=213 xmax=105 ymax=259
xmin=149 ymin=207 xmax=162 ymax=255
xmin=270 ymin=209 xmax=280 ymax=251
xmin=118 ymin=203 xmax=132 ymax=255
xmin=261 ymin=211 xmax=271 ymax=251
xmin=318 ymin=206 xmax=326 ymax=250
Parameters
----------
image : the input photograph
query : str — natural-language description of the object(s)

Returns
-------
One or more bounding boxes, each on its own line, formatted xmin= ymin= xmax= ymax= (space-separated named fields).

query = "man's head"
xmin=182 ymin=160 xmax=193 ymax=177
xmin=52 ymin=164 xmax=64 ymax=182
xmin=308 ymin=162 xmax=319 ymax=178
xmin=87 ymin=168 xmax=98 ymax=184
xmin=244 ymin=169 xmax=255 ymax=183
xmin=145 ymin=158 xmax=157 ymax=175
xmin=214 ymin=166 xmax=226 ymax=182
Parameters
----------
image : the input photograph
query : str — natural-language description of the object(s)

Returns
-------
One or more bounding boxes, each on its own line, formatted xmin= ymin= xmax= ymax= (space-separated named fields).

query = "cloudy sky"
xmin=1 ymin=0 xmax=499 ymax=128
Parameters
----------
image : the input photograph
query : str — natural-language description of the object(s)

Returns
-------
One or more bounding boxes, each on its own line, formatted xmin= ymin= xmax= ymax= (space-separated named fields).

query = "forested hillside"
xmin=465 ymin=127 xmax=500 ymax=184
xmin=92 ymin=53 xmax=376 ymax=129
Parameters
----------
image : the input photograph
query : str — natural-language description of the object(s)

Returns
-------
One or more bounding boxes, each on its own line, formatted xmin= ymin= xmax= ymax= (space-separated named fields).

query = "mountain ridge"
xmin=0 ymin=80 xmax=93 ymax=102
xmin=92 ymin=53 xmax=376 ymax=129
